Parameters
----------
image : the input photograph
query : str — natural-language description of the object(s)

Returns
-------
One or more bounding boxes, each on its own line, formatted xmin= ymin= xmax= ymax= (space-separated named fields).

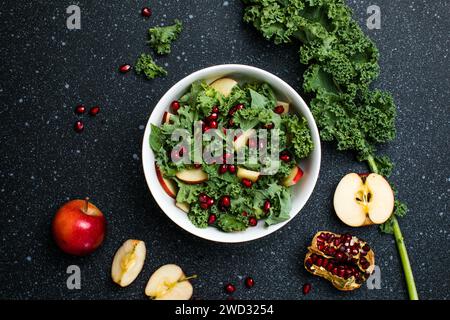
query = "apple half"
xmin=155 ymin=163 xmax=177 ymax=198
xmin=210 ymin=77 xmax=238 ymax=97
xmin=276 ymin=101 xmax=290 ymax=114
xmin=233 ymin=129 xmax=256 ymax=151
xmin=236 ymin=167 xmax=260 ymax=182
xmin=175 ymin=168 xmax=208 ymax=184
xmin=145 ymin=264 xmax=194 ymax=300
xmin=333 ymin=173 xmax=394 ymax=227
xmin=111 ymin=240 xmax=146 ymax=287
xmin=282 ymin=165 xmax=303 ymax=187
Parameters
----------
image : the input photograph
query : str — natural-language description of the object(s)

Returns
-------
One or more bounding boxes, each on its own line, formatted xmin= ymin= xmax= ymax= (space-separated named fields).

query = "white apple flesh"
xmin=162 ymin=111 xmax=174 ymax=124
xmin=175 ymin=202 xmax=190 ymax=213
xmin=111 ymin=240 xmax=146 ymax=287
xmin=333 ymin=173 xmax=394 ymax=227
xmin=145 ymin=264 xmax=193 ymax=300
xmin=209 ymin=77 xmax=238 ymax=97
xmin=175 ymin=168 xmax=208 ymax=184
xmin=282 ymin=165 xmax=303 ymax=187
xmin=237 ymin=167 xmax=260 ymax=182
xmin=233 ymin=129 xmax=256 ymax=151
xmin=155 ymin=163 xmax=177 ymax=198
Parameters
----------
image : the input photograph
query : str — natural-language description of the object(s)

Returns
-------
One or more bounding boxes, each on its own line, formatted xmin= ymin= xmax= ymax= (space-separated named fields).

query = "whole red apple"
xmin=52 ymin=198 xmax=106 ymax=255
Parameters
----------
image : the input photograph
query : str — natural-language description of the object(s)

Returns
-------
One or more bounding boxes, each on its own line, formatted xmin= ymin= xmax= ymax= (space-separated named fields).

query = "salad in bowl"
xmin=143 ymin=65 xmax=321 ymax=242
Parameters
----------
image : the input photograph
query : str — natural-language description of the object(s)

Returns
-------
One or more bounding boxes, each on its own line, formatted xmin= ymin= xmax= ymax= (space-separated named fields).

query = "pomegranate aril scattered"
xmin=219 ymin=195 xmax=231 ymax=209
xmin=242 ymin=178 xmax=252 ymax=188
xmin=280 ymin=154 xmax=290 ymax=162
xmin=207 ymin=198 xmax=215 ymax=207
xmin=199 ymin=193 xmax=208 ymax=203
xmin=316 ymin=258 xmax=323 ymax=267
xmin=302 ymin=283 xmax=312 ymax=295
xmin=264 ymin=123 xmax=274 ymax=129
xmin=227 ymin=118 xmax=235 ymax=127
xmin=74 ymin=121 xmax=84 ymax=133
xmin=208 ymin=214 xmax=216 ymax=224
xmin=225 ymin=283 xmax=236 ymax=294
xmin=248 ymin=217 xmax=257 ymax=226
xmin=207 ymin=113 xmax=218 ymax=121
xmin=171 ymin=100 xmax=180 ymax=113
xmin=74 ymin=105 xmax=85 ymax=115
xmin=362 ymin=244 xmax=370 ymax=252
xmin=89 ymin=106 xmax=100 ymax=116
xmin=209 ymin=120 xmax=218 ymax=129
xmin=211 ymin=106 xmax=219 ymax=113
xmin=228 ymin=165 xmax=236 ymax=174
xmin=218 ymin=164 xmax=228 ymax=174
xmin=263 ymin=200 xmax=271 ymax=213
xmin=274 ymin=105 xmax=284 ymax=114
xmin=119 ymin=64 xmax=132 ymax=73
xmin=194 ymin=163 xmax=202 ymax=169
xmin=200 ymin=202 xmax=209 ymax=210
xmin=141 ymin=7 xmax=152 ymax=17
xmin=244 ymin=277 xmax=255 ymax=288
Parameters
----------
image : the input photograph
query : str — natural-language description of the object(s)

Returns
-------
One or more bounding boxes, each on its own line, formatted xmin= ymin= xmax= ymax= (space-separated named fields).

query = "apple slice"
xmin=333 ymin=173 xmax=394 ymax=227
xmin=282 ymin=165 xmax=303 ymax=187
xmin=111 ymin=240 xmax=146 ymax=287
xmin=162 ymin=111 xmax=174 ymax=124
xmin=276 ymin=101 xmax=290 ymax=114
xmin=210 ymin=77 xmax=238 ymax=97
xmin=145 ymin=264 xmax=194 ymax=300
xmin=176 ymin=202 xmax=190 ymax=213
xmin=233 ymin=129 xmax=256 ymax=151
xmin=155 ymin=163 xmax=177 ymax=198
xmin=237 ymin=167 xmax=260 ymax=182
xmin=175 ymin=168 xmax=208 ymax=184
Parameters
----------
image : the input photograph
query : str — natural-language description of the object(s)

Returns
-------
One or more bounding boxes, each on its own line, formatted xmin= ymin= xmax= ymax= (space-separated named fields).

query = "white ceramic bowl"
xmin=142 ymin=64 xmax=321 ymax=243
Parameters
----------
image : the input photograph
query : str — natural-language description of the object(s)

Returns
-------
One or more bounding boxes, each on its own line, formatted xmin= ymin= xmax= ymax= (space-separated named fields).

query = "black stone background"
xmin=0 ymin=0 xmax=449 ymax=300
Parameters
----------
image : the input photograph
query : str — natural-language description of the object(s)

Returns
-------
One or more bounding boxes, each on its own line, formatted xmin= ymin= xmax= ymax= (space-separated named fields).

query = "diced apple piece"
xmin=210 ymin=77 xmax=238 ymax=97
xmin=176 ymin=202 xmax=190 ymax=213
xmin=162 ymin=111 xmax=174 ymax=124
xmin=333 ymin=173 xmax=394 ymax=227
xmin=282 ymin=165 xmax=303 ymax=187
xmin=175 ymin=168 xmax=208 ymax=184
xmin=237 ymin=167 xmax=260 ymax=182
xmin=233 ymin=129 xmax=256 ymax=151
xmin=145 ymin=264 xmax=194 ymax=300
xmin=155 ymin=163 xmax=177 ymax=198
xmin=111 ymin=240 xmax=146 ymax=287
xmin=276 ymin=101 xmax=290 ymax=114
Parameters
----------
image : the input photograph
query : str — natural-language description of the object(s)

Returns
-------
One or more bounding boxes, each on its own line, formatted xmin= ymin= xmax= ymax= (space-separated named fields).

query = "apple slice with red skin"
xmin=333 ymin=173 xmax=394 ymax=227
xmin=210 ymin=77 xmax=238 ymax=97
xmin=276 ymin=101 xmax=290 ymax=114
xmin=233 ymin=129 xmax=256 ymax=151
xmin=282 ymin=165 xmax=304 ymax=187
xmin=175 ymin=168 xmax=208 ymax=184
xmin=162 ymin=111 xmax=174 ymax=124
xmin=237 ymin=167 xmax=260 ymax=182
xmin=155 ymin=163 xmax=177 ymax=198
xmin=175 ymin=202 xmax=190 ymax=213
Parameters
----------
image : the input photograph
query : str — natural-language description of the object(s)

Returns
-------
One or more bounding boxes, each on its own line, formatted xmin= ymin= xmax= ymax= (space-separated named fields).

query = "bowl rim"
xmin=142 ymin=64 xmax=321 ymax=243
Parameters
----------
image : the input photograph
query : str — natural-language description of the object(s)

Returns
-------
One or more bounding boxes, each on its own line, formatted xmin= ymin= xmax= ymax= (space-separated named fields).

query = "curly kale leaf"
xmin=134 ymin=54 xmax=167 ymax=79
xmin=281 ymin=114 xmax=314 ymax=160
xmin=148 ymin=19 xmax=183 ymax=55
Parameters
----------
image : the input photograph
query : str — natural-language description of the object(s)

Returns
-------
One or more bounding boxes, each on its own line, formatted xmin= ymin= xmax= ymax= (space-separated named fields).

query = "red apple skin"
xmin=52 ymin=200 xmax=106 ymax=256
xmin=292 ymin=166 xmax=304 ymax=183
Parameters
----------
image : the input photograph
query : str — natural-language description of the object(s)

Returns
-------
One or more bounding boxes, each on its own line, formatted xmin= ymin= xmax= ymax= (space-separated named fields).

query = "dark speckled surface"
xmin=0 ymin=0 xmax=449 ymax=300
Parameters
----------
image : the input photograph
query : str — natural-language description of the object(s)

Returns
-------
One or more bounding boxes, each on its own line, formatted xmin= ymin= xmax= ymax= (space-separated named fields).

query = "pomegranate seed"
xmin=305 ymin=258 xmax=313 ymax=268
xmin=227 ymin=118 xmax=235 ymax=127
xmin=245 ymin=277 xmax=255 ymax=288
xmin=200 ymin=202 xmax=209 ymax=210
xmin=242 ymin=211 xmax=248 ymax=217
xmin=311 ymin=254 xmax=318 ymax=262
xmin=335 ymin=252 xmax=345 ymax=261
xmin=248 ymin=217 xmax=257 ymax=226
xmin=223 ymin=153 xmax=233 ymax=163
xmin=263 ymin=200 xmax=271 ymax=213
xmin=351 ymin=248 xmax=359 ymax=256
xmin=362 ymin=244 xmax=370 ymax=252
xmin=228 ymin=165 xmax=236 ymax=174
xmin=332 ymin=267 xmax=339 ymax=275
xmin=317 ymin=244 xmax=324 ymax=251
xmin=235 ymin=104 xmax=244 ymax=111
xmin=242 ymin=178 xmax=252 ymax=188
xmin=171 ymin=100 xmax=180 ymax=113
xmin=316 ymin=258 xmax=323 ymax=267
xmin=212 ymin=106 xmax=219 ymax=113
xmin=89 ymin=106 xmax=100 ymax=116
xmin=219 ymin=164 xmax=228 ymax=174
xmin=225 ymin=283 xmax=236 ymax=294
xmin=194 ymin=163 xmax=202 ymax=168
xmin=322 ymin=258 xmax=328 ymax=268
xmin=119 ymin=64 xmax=132 ymax=73
xmin=74 ymin=105 xmax=85 ymax=115
xmin=74 ymin=121 xmax=84 ymax=133
xmin=219 ymin=195 xmax=231 ymax=208
xmin=264 ymin=123 xmax=274 ymax=129
xmin=302 ymin=283 xmax=311 ymax=295
xmin=207 ymin=198 xmax=215 ymax=206
xmin=207 ymin=113 xmax=218 ymax=121
xmin=360 ymin=250 xmax=367 ymax=256
xmin=274 ymin=105 xmax=284 ymax=114
xmin=334 ymin=238 xmax=341 ymax=246
xmin=208 ymin=214 xmax=216 ymax=224
xmin=141 ymin=7 xmax=152 ymax=17
xmin=326 ymin=263 xmax=334 ymax=271
xmin=280 ymin=154 xmax=290 ymax=162
xmin=209 ymin=120 xmax=218 ymax=129
xmin=198 ymin=193 xmax=208 ymax=203
xmin=203 ymin=125 xmax=210 ymax=133
xmin=338 ymin=269 xmax=346 ymax=278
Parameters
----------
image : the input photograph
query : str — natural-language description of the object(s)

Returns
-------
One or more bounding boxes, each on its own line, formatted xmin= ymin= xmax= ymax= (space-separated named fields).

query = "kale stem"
xmin=391 ymin=216 xmax=419 ymax=300
xmin=366 ymin=155 xmax=419 ymax=300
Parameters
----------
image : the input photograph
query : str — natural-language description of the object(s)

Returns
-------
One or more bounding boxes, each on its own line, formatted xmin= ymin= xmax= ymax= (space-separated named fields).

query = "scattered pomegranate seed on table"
xmin=141 ymin=7 xmax=152 ymax=17
xmin=225 ymin=283 xmax=236 ymax=294
xmin=245 ymin=277 xmax=255 ymax=288
xmin=74 ymin=105 xmax=85 ymax=115
xmin=89 ymin=106 xmax=100 ymax=116
xmin=74 ymin=120 xmax=84 ymax=133
xmin=118 ymin=64 xmax=131 ymax=73
xmin=302 ymin=283 xmax=312 ymax=295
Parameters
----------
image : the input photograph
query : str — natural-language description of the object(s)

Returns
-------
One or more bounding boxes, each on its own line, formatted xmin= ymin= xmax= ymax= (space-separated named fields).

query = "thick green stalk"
xmin=367 ymin=155 xmax=418 ymax=300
